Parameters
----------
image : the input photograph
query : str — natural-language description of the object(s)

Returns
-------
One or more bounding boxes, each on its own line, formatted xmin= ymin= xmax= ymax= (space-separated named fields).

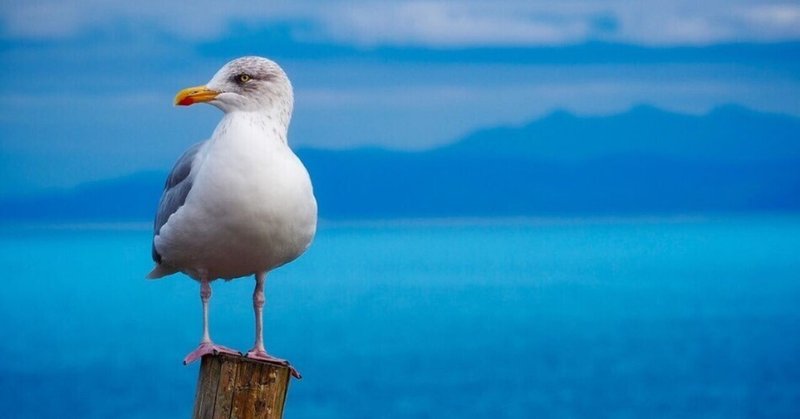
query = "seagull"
xmin=147 ymin=57 xmax=316 ymax=377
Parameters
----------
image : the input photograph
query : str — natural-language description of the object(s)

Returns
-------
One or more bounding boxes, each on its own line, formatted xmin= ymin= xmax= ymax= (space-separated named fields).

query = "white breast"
xmin=155 ymin=112 xmax=317 ymax=280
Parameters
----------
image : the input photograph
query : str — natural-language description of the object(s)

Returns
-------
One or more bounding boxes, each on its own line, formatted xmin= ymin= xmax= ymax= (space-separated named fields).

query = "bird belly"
xmin=155 ymin=140 xmax=317 ymax=280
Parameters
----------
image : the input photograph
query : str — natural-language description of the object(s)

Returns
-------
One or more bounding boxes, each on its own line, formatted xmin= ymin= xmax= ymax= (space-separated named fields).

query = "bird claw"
xmin=183 ymin=341 xmax=238 ymax=365
xmin=243 ymin=349 xmax=302 ymax=379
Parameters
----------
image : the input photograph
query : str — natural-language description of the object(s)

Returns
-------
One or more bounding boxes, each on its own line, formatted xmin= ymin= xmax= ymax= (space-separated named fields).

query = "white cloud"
xmin=321 ymin=2 xmax=600 ymax=46
xmin=736 ymin=4 xmax=800 ymax=39
xmin=2 ymin=1 xmax=800 ymax=46
xmin=0 ymin=0 xmax=293 ymax=40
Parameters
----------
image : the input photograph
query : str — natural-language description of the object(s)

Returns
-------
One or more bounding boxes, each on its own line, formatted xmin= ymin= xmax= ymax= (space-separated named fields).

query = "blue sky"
xmin=1 ymin=0 xmax=800 ymax=194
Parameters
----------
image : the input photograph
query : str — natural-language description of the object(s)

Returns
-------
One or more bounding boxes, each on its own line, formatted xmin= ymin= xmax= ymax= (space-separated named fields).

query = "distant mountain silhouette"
xmin=2 ymin=105 xmax=799 ymax=221
xmin=0 ymin=172 xmax=165 ymax=222
xmin=441 ymin=104 xmax=800 ymax=161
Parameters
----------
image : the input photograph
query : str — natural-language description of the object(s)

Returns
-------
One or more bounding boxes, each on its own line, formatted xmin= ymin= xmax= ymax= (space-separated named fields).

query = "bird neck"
xmin=215 ymin=111 xmax=290 ymax=146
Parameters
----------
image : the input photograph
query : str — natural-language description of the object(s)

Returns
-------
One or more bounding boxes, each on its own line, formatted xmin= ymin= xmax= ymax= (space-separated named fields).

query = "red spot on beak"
xmin=178 ymin=97 xmax=194 ymax=106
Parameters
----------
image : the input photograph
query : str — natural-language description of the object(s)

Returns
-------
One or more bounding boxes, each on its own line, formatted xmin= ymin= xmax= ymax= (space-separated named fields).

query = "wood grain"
xmin=192 ymin=353 xmax=291 ymax=419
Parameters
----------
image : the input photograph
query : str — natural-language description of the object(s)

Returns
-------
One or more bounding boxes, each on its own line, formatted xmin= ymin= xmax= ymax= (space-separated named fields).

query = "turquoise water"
xmin=1 ymin=216 xmax=799 ymax=418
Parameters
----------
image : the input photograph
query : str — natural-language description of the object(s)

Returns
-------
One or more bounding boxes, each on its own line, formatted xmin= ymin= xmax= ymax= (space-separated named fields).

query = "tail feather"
xmin=147 ymin=264 xmax=178 ymax=279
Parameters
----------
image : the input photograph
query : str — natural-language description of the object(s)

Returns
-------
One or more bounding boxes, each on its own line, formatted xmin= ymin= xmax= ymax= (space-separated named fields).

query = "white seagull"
xmin=147 ymin=57 xmax=316 ymax=377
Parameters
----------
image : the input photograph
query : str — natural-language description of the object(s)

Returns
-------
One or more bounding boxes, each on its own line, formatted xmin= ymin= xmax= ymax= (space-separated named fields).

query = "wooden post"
xmin=192 ymin=353 xmax=292 ymax=419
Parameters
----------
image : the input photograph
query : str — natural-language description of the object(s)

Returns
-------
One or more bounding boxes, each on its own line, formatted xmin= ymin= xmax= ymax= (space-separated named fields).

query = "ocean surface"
xmin=1 ymin=216 xmax=799 ymax=418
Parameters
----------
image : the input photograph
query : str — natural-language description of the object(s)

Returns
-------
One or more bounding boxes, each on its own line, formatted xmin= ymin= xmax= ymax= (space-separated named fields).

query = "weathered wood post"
xmin=192 ymin=353 xmax=293 ymax=419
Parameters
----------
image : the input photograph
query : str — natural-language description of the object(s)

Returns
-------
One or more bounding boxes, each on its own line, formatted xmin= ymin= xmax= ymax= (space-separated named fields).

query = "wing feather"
xmin=151 ymin=141 xmax=205 ymax=263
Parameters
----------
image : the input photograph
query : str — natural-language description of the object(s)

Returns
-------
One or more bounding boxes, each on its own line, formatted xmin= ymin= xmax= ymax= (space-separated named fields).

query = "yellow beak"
xmin=174 ymin=85 xmax=219 ymax=106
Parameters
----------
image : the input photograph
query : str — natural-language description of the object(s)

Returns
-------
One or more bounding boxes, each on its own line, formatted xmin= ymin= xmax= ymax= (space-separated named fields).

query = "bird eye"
xmin=237 ymin=74 xmax=252 ymax=83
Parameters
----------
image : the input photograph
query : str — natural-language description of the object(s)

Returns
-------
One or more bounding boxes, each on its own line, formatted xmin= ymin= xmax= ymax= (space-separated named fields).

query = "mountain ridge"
xmin=2 ymin=105 xmax=798 ymax=221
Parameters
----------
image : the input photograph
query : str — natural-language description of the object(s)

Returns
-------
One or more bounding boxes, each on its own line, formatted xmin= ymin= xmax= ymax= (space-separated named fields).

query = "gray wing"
xmin=151 ymin=141 xmax=205 ymax=263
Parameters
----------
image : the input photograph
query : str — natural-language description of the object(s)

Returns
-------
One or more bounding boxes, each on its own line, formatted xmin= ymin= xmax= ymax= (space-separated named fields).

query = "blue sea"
xmin=1 ymin=216 xmax=799 ymax=418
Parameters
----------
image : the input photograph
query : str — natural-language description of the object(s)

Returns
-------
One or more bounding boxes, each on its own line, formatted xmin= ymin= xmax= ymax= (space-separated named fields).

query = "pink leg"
xmin=183 ymin=277 xmax=237 ymax=365
xmin=245 ymin=272 xmax=301 ymax=378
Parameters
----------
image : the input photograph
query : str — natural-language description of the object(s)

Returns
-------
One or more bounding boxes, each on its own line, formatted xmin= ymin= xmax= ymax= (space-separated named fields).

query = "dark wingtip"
xmin=152 ymin=243 xmax=162 ymax=264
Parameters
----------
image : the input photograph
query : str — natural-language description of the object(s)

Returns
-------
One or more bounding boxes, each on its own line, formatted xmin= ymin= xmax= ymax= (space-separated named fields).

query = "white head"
xmin=174 ymin=56 xmax=293 ymax=123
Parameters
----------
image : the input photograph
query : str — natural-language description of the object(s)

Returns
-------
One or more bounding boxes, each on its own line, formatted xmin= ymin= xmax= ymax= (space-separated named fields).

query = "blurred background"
xmin=1 ymin=1 xmax=799 ymax=418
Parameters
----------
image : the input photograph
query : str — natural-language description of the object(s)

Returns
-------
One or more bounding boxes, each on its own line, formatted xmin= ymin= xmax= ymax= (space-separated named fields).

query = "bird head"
xmin=174 ymin=56 xmax=293 ymax=116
